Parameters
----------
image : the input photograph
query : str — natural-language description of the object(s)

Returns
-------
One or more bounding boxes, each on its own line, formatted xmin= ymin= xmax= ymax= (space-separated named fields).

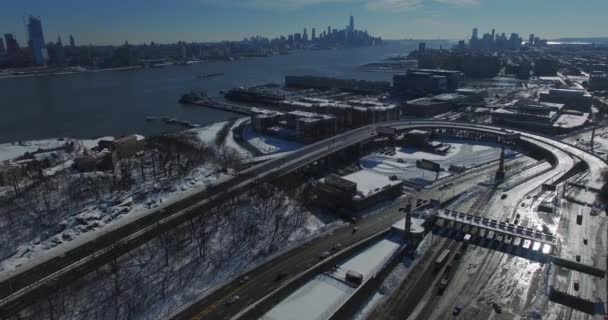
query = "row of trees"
xmin=23 ymin=183 xmax=309 ymax=320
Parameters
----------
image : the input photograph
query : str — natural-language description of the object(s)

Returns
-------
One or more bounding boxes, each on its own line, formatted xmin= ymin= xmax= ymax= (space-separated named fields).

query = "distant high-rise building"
xmin=529 ymin=34 xmax=535 ymax=46
xmin=69 ymin=34 xmax=75 ymax=48
xmin=4 ymin=33 xmax=19 ymax=55
xmin=27 ymin=15 xmax=47 ymax=65
xmin=349 ymin=15 xmax=355 ymax=31
xmin=0 ymin=38 xmax=5 ymax=53
xmin=328 ymin=26 xmax=331 ymax=36
xmin=418 ymin=42 xmax=426 ymax=52
xmin=303 ymin=28 xmax=308 ymax=41
xmin=491 ymin=29 xmax=495 ymax=40
xmin=312 ymin=28 xmax=316 ymax=40
xmin=472 ymin=28 xmax=478 ymax=39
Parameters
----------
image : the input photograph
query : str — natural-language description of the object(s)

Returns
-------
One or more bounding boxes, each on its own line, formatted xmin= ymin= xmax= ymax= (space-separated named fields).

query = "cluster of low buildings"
xmin=492 ymin=88 xmax=591 ymax=133
xmin=251 ymin=96 xmax=400 ymax=142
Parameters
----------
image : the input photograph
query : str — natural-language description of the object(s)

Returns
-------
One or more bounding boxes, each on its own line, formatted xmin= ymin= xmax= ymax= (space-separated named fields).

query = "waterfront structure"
xmin=539 ymin=88 xmax=593 ymax=112
xmin=285 ymin=75 xmax=391 ymax=94
xmin=27 ymin=15 xmax=48 ymax=65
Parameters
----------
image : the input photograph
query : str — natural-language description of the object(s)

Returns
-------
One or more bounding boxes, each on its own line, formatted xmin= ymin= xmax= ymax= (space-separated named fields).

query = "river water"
xmin=0 ymin=40 xmax=444 ymax=143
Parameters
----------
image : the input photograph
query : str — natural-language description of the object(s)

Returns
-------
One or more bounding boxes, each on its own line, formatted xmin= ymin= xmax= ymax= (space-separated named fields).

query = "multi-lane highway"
xmin=1 ymin=120 xmax=606 ymax=317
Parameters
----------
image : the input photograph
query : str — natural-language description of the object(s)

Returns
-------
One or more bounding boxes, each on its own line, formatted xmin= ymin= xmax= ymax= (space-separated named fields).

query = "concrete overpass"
xmin=1 ymin=121 xmax=606 ymax=317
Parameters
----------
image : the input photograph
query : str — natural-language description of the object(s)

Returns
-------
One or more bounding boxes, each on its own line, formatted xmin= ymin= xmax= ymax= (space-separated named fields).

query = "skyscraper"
xmin=4 ymin=33 xmax=19 ymax=55
xmin=27 ymin=15 xmax=47 ymax=65
xmin=529 ymin=34 xmax=535 ymax=46
xmin=349 ymin=15 xmax=354 ymax=31
xmin=312 ymin=28 xmax=316 ymax=41
xmin=303 ymin=28 xmax=308 ymax=41
xmin=69 ymin=34 xmax=75 ymax=48
xmin=472 ymin=28 xmax=478 ymax=39
xmin=328 ymin=26 xmax=331 ymax=36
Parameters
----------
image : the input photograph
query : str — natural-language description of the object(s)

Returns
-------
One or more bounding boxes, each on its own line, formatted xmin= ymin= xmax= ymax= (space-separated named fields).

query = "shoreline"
xmin=0 ymin=65 xmax=144 ymax=80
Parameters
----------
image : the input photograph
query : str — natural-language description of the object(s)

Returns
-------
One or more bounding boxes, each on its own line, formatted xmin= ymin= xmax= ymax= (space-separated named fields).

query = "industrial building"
xmin=401 ymin=91 xmax=479 ymax=117
xmin=492 ymin=100 xmax=589 ymax=133
xmin=316 ymin=171 xmax=403 ymax=211
xmin=285 ymin=75 xmax=391 ymax=94
xmin=539 ymin=88 xmax=593 ymax=112
xmin=251 ymin=108 xmax=337 ymax=143
xmin=393 ymin=69 xmax=462 ymax=96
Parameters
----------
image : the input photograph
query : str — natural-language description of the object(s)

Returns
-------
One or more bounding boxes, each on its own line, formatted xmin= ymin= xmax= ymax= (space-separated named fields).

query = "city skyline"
xmin=1 ymin=0 xmax=607 ymax=46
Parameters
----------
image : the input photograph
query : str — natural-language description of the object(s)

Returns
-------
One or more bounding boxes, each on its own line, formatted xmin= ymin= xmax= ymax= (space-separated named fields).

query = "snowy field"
xmin=242 ymin=123 xmax=304 ymax=155
xmin=360 ymin=139 xmax=515 ymax=185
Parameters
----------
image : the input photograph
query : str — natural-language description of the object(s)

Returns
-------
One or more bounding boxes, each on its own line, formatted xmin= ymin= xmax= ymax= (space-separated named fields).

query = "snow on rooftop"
xmin=342 ymin=170 xmax=402 ymax=195
xmin=263 ymin=235 xmax=403 ymax=320
xmin=554 ymin=113 xmax=589 ymax=128
xmin=331 ymin=236 xmax=403 ymax=282
xmin=262 ymin=275 xmax=355 ymax=320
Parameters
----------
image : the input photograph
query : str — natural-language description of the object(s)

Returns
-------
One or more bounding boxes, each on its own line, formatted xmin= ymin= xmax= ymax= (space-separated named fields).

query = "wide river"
xmin=0 ymin=40 xmax=446 ymax=143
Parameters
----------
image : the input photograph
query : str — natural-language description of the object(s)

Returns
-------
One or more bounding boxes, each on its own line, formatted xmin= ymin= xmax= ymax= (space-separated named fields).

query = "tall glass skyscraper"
xmin=27 ymin=16 xmax=47 ymax=65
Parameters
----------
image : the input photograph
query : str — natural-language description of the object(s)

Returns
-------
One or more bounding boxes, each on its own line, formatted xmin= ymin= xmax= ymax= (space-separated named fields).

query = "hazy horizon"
xmin=1 ymin=0 xmax=607 ymax=46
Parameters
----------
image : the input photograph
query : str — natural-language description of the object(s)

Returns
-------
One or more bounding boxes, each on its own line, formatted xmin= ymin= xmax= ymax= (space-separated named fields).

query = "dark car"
xmin=453 ymin=304 xmax=463 ymax=316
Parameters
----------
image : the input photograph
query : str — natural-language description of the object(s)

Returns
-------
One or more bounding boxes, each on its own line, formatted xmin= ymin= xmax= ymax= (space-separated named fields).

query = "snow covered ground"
xmin=23 ymin=183 xmax=340 ymax=320
xmin=242 ymin=123 xmax=304 ymax=155
xmin=360 ymin=139 xmax=515 ymax=185
xmin=0 ymin=138 xmax=70 ymax=162
xmin=0 ymin=122 xmax=231 ymax=275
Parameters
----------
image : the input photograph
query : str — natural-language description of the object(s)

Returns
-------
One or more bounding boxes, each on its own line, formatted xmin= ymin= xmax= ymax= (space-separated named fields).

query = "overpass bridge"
xmin=434 ymin=209 xmax=556 ymax=249
xmin=1 ymin=121 xmax=606 ymax=317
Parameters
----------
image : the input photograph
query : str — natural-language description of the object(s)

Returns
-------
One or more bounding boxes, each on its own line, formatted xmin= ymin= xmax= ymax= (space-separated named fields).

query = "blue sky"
xmin=1 ymin=0 xmax=607 ymax=45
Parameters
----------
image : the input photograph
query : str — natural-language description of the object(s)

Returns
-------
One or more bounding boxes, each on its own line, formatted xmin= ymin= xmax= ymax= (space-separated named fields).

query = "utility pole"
xmin=591 ymin=126 xmax=596 ymax=154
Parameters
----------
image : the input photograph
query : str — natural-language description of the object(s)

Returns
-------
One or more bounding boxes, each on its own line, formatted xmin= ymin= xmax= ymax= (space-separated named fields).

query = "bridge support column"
xmin=495 ymin=145 xmax=506 ymax=182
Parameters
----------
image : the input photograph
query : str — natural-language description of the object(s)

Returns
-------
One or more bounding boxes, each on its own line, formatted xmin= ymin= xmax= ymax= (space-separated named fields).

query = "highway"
xmin=1 ymin=120 xmax=606 ymax=317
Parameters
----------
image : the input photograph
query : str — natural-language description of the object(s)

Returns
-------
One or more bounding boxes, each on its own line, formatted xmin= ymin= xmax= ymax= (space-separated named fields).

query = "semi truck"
xmin=435 ymin=249 xmax=451 ymax=271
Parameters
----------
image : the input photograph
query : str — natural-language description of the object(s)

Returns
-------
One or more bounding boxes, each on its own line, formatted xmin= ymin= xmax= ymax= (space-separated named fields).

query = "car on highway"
xmin=453 ymin=304 xmax=463 ymax=316
xmin=352 ymin=226 xmax=359 ymax=233
xmin=574 ymin=280 xmax=580 ymax=291
xmin=275 ymin=272 xmax=287 ymax=281
xmin=583 ymin=237 xmax=588 ymax=245
xmin=226 ymin=295 xmax=240 ymax=304
xmin=239 ymin=276 xmax=250 ymax=284
xmin=320 ymin=251 xmax=331 ymax=259
xmin=501 ymin=194 xmax=508 ymax=200
xmin=331 ymin=244 xmax=342 ymax=251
